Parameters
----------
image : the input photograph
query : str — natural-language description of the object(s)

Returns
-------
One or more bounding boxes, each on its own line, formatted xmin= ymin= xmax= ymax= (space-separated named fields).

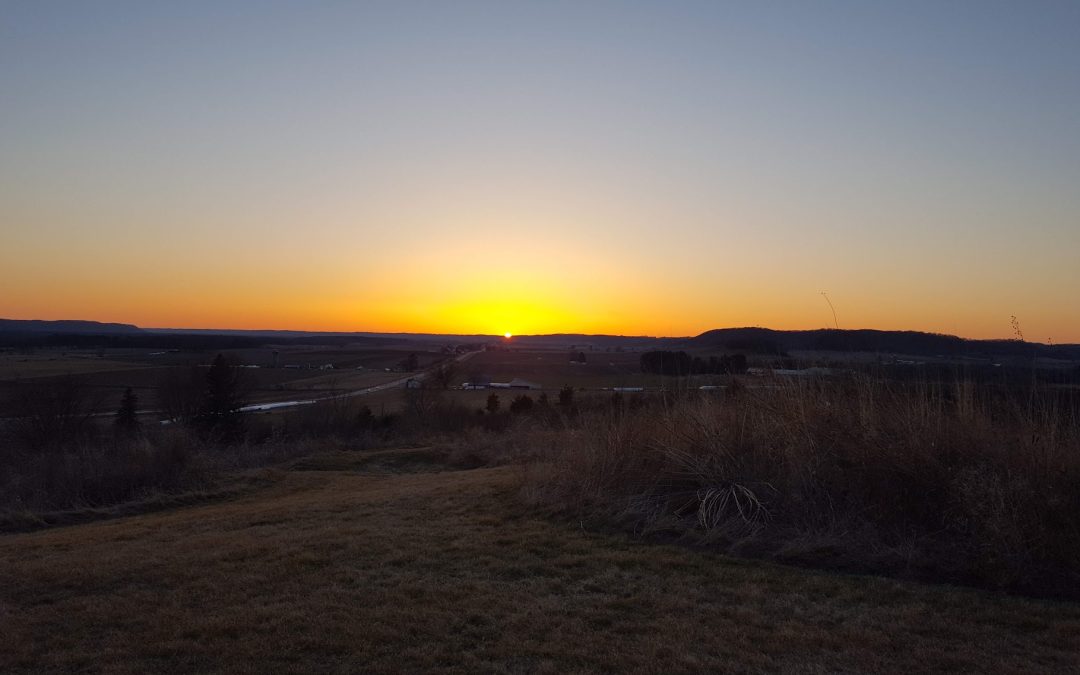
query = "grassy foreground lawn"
xmin=2 ymin=450 xmax=1079 ymax=673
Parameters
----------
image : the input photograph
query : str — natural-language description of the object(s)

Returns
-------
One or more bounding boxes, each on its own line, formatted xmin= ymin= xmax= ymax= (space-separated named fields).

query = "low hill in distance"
xmin=2 ymin=319 xmax=1077 ymax=360
xmin=0 ymin=319 xmax=142 ymax=335
xmin=691 ymin=327 xmax=1080 ymax=361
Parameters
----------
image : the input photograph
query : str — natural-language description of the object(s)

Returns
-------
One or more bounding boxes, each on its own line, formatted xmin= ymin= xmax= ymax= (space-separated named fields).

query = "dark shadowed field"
xmin=0 ymin=346 xmax=445 ymax=415
xmin=2 ymin=448 xmax=1078 ymax=674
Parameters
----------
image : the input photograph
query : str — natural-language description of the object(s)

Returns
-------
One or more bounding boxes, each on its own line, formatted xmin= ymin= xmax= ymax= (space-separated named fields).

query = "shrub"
xmin=509 ymin=395 xmax=534 ymax=414
xmin=9 ymin=376 xmax=97 ymax=452
xmin=524 ymin=376 xmax=1080 ymax=598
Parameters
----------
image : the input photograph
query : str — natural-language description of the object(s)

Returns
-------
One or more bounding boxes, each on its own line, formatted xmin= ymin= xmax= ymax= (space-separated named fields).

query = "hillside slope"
xmin=1 ymin=450 xmax=1078 ymax=673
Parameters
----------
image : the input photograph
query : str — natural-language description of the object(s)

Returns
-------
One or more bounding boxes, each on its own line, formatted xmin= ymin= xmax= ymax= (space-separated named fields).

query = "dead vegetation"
xmin=522 ymin=375 xmax=1080 ymax=599
xmin=4 ymin=365 xmax=1080 ymax=607
xmin=2 ymin=454 xmax=1079 ymax=674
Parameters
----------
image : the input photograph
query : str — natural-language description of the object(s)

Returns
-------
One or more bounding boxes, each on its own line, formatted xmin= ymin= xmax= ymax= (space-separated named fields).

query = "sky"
xmin=2 ymin=1 xmax=1079 ymax=340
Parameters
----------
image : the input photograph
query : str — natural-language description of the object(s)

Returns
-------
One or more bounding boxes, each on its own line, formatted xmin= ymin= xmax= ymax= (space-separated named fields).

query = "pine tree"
xmin=114 ymin=387 xmax=140 ymax=434
xmin=200 ymin=353 xmax=246 ymax=440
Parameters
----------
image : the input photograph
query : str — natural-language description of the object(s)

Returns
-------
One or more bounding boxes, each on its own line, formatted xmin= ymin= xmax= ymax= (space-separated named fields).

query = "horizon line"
xmin=1 ymin=317 xmax=1070 ymax=346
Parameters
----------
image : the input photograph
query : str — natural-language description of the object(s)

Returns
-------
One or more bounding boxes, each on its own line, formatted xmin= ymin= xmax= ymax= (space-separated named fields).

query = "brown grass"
xmin=523 ymin=375 xmax=1080 ymax=598
xmin=0 ymin=355 xmax=150 ymax=379
xmin=0 ymin=427 xmax=348 ymax=524
xmin=465 ymin=349 xmax=652 ymax=389
xmin=2 ymin=451 xmax=1079 ymax=673
xmin=0 ymin=346 xmax=445 ymax=416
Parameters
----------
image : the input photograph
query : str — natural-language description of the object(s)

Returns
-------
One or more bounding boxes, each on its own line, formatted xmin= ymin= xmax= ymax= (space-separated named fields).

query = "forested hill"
xmin=691 ymin=327 xmax=1080 ymax=360
xmin=2 ymin=319 xmax=1077 ymax=360
xmin=0 ymin=319 xmax=142 ymax=334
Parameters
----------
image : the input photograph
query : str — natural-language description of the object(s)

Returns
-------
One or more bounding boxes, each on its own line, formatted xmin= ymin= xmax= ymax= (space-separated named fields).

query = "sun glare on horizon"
xmin=504 ymin=332 xmax=513 ymax=339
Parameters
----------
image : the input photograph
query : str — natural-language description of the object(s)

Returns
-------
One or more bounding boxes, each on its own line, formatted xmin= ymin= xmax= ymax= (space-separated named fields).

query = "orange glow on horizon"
xmin=2 ymin=196 xmax=1078 ymax=342
xmin=1 ymin=224 xmax=1078 ymax=342
xmin=3 ymin=285 xmax=1078 ymax=343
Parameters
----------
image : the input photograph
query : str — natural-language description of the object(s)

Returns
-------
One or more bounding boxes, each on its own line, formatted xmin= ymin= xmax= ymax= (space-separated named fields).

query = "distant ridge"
xmin=691 ymin=327 xmax=1080 ymax=360
xmin=143 ymin=327 xmax=498 ymax=341
xmin=0 ymin=319 xmax=142 ymax=334
xmin=1 ymin=319 xmax=1077 ymax=360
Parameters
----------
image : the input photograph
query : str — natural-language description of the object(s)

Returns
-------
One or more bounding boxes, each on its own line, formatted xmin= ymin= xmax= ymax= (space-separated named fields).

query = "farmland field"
xmin=463 ymin=349 xmax=651 ymax=389
xmin=0 ymin=342 xmax=748 ymax=420
xmin=0 ymin=346 xmax=449 ymax=417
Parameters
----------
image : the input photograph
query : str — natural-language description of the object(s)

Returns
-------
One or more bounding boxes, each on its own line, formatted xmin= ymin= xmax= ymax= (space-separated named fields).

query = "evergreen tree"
xmin=200 ymin=353 xmax=246 ymax=440
xmin=114 ymin=387 xmax=139 ymax=434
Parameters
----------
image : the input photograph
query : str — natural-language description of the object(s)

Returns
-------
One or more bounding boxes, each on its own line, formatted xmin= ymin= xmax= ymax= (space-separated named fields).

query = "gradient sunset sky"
xmin=3 ymin=1 xmax=1079 ymax=340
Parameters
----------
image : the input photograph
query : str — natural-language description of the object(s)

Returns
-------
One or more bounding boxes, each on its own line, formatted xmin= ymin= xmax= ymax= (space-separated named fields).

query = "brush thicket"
xmin=525 ymin=374 xmax=1080 ymax=597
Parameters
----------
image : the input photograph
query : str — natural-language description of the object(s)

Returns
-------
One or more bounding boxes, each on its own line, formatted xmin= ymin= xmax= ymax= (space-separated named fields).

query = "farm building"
xmin=488 ymin=378 xmax=541 ymax=390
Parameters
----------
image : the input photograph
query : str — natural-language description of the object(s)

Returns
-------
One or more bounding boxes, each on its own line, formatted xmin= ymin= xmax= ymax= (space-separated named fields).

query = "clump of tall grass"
xmin=0 ymin=426 xmax=336 ymax=519
xmin=525 ymin=375 xmax=1080 ymax=598
xmin=0 ymin=417 xmax=362 ymax=526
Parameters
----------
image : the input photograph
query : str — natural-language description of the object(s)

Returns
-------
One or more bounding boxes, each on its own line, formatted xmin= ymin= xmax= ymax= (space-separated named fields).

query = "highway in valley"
xmin=236 ymin=350 xmax=478 ymax=414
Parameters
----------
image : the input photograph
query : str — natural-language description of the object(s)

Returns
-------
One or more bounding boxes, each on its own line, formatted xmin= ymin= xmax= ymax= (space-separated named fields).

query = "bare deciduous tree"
xmin=403 ymin=378 xmax=443 ymax=418
xmin=430 ymin=360 xmax=458 ymax=389
xmin=12 ymin=376 xmax=97 ymax=452
xmin=157 ymin=366 xmax=204 ymax=424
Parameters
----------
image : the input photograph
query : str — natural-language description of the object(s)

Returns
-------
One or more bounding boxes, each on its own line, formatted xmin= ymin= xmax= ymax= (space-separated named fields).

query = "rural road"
xmin=237 ymin=350 xmax=478 ymax=414
xmin=0 ymin=352 xmax=478 ymax=422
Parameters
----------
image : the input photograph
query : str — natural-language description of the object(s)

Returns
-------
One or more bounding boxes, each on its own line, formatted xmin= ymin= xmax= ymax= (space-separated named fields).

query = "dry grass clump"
xmin=0 ymin=426 xmax=336 ymax=529
xmin=0 ymin=384 xmax=535 ymax=529
xmin=0 ymin=385 xmax=402 ymax=526
xmin=525 ymin=376 xmax=1080 ymax=598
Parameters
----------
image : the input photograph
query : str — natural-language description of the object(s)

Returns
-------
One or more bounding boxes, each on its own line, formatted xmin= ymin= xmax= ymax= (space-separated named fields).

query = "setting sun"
xmin=504 ymin=332 xmax=513 ymax=339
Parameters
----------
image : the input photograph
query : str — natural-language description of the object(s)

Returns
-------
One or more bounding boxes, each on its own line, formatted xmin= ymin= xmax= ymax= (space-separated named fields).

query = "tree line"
xmin=639 ymin=351 xmax=748 ymax=376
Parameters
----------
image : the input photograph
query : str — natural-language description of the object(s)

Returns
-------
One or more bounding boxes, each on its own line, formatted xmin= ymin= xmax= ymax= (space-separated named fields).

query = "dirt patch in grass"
xmin=1 ymin=457 xmax=1079 ymax=673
